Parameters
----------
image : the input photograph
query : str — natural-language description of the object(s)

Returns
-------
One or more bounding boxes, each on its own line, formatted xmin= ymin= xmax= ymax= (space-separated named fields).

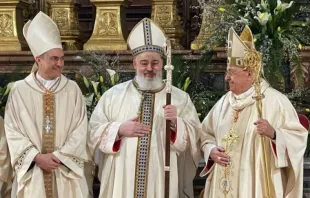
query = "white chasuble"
xmin=201 ymin=80 xmax=308 ymax=198
xmin=89 ymin=80 xmax=201 ymax=198
xmin=5 ymin=73 xmax=90 ymax=198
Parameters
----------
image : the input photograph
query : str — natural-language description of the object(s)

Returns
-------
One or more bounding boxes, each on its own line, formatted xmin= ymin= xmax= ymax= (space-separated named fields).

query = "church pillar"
xmin=48 ymin=0 xmax=82 ymax=50
xmin=151 ymin=0 xmax=183 ymax=49
xmin=191 ymin=10 xmax=212 ymax=50
xmin=0 ymin=0 xmax=29 ymax=51
xmin=83 ymin=0 xmax=129 ymax=51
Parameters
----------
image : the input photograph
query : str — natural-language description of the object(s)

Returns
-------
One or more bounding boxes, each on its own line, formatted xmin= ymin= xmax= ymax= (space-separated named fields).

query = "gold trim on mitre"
xmin=227 ymin=26 xmax=255 ymax=68
xmin=127 ymin=18 xmax=167 ymax=57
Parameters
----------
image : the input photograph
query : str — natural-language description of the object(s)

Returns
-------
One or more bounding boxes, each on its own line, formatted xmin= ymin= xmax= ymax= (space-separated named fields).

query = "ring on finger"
xmin=217 ymin=156 xmax=221 ymax=161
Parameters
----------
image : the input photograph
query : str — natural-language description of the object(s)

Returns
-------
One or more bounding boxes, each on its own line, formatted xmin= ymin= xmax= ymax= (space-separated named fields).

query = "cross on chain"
xmin=44 ymin=116 xmax=52 ymax=134
xmin=222 ymin=128 xmax=239 ymax=151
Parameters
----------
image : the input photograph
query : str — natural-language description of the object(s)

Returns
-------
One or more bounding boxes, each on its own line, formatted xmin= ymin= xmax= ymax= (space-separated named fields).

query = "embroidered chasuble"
xmin=5 ymin=73 xmax=90 ymax=198
xmin=88 ymin=80 xmax=201 ymax=198
xmin=200 ymin=80 xmax=308 ymax=198
xmin=37 ymin=73 xmax=59 ymax=197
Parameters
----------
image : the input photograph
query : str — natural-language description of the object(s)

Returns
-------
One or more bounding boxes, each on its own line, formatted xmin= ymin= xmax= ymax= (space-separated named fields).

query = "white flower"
xmin=254 ymin=11 xmax=271 ymax=26
xmin=236 ymin=16 xmax=250 ymax=25
xmin=106 ymin=69 xmax=116 ymax=77
xmin=274 ymin=0 xmax=293 ymax=14
xmin=257 ymin=0 xmax=269 ymax=11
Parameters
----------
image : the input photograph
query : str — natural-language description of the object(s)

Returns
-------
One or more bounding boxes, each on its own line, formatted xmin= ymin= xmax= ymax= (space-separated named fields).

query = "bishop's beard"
xmin=135 ymin=70 xmax=163 ymax=90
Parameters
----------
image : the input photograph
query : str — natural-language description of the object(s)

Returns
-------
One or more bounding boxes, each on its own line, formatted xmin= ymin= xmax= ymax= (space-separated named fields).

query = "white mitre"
xmin=227 ymin=25 xmax=255 ymax=67
xmin=127 ymin=18 xmax=167 ymax=57
xmin=23 ymin=11 xmax=62 ymax=58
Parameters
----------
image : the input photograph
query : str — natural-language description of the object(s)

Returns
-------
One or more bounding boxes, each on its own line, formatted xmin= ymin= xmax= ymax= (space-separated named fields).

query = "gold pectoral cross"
xmin=222 ymin=128 xmax=239 ymax=152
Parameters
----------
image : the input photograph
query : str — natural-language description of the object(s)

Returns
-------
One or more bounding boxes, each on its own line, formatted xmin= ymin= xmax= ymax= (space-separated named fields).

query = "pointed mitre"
xmin=23 ymin=11 xmax=62 ymax=58
xmin=127 ymin=18 xmax=167 ymax=57
xmin=227 ymin=25 xmax=255 ymax=68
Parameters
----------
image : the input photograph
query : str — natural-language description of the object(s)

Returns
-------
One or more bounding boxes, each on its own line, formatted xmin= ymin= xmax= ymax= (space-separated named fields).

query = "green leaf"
xmin=183 ymin=77 xmax=192 ymax=92
xmin=91 ymin=81 xmax=99 ymax=96
xmin=3 ymin=82 xmax=14 ymax=96
xmin=83 ymin=76 xmax=90 ymax=89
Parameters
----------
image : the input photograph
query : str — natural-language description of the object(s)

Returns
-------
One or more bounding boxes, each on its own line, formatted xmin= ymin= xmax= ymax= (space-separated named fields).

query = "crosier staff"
xmin=243 ymin=50 xmax=273 ymax=198
xmin=164 ymin=39 xmax=173 ymax=198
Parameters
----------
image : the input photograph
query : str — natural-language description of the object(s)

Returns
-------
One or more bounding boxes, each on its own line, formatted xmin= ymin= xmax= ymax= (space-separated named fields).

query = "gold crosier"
xmin=243 ymin=49 xmax=273 ymax=198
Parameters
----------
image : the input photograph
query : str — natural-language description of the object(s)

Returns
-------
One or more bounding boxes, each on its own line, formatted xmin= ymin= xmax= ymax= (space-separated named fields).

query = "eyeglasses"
xmin=225 ymin=70 xmax=245 ymax=77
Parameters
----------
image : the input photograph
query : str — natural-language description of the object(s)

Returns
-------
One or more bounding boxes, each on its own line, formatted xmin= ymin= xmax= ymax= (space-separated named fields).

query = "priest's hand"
xmin=254 ymin=119 xmax=275 ymax=139
xmin=210 ymin=147 xmax=230 ymax=167
xmin=34 ymin=153 xmax=61 ymax=172
xmin=163 ymin=105 xmax=177 ymax=127
xmin=118 ymin=116 xmax=151 ymax=137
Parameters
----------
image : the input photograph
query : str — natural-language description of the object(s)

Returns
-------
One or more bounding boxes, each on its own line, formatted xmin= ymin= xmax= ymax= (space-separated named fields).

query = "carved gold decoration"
xmin=151 ymin=0 xmax=183 ymax=49
xmin=0 ymin=0 xmax=28 ymax=51
xmin=84 ymin=0 xmax=129 ymax=51
xmin=48 ymin=0 xmax=81 ymax=50
xmin=0 ymin=14 xmax=14 ymax=36
xmin=191 ymin=10 xmax=212 ymax=50
xmin=98 ymin=11 xmax=118 ymax=35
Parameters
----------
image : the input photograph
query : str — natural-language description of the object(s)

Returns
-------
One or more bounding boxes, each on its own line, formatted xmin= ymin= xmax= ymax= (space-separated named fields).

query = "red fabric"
xmin=271 ymin=141 xmax=277 ymax=157
xmin=171 ymin=131 xmax=177 ymax=143
xmin=206 ymin=160 xmax=214 ymax=171
xmin=112 ymin=139 xmax=122 ymax=152
xmin=298 ymin=114 xmax=310 ymax=130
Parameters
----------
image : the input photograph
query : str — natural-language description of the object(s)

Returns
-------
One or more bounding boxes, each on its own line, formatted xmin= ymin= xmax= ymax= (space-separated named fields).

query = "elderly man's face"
xmin=35 ymin=48 xmax=64 ymax=80
xmin=225 ymin=65 xmax=253 ymax=95
xmin=133 ymin=52 xmax=163 ymax=80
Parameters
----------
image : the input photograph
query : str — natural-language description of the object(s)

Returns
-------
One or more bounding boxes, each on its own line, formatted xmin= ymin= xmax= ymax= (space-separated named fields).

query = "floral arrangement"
xmin=77 ymin=51 xmax=121 ymax=118
xmin=197 ymin=0 xmax=310 ymax=90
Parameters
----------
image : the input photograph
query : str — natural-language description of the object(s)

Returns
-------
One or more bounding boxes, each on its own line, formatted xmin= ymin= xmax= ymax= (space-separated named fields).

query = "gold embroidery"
xmin=34 ymin=73 xmax=60 ymax=198
xmin=220 ymin=110 xmax=241 ymax=198
xmin=15 ymin=146 xmax=34 ymax=172
xmin=42 ymin=91 xmax=56 ymax=198
xmin=71 ymin=157 xmax=84 ymax=168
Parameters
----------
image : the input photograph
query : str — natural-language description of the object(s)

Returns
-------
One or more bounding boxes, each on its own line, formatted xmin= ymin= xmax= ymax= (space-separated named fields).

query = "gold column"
xmin=151 ymin=0 xmax=183 ymax=50
xmin=0 ymin=0 xmax=28 ymax=51
xmin=84 ymin=0 xmax=128 ymax=51
xmin=48 ymin=0 xmax=81 ymax=50
xmin=191 ymin=10 xmax=212 ymax=50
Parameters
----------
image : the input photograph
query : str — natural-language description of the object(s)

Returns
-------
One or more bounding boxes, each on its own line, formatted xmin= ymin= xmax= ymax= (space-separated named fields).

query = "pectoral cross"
xmin=222 ymin=128 xmax=239 ymax=152
xmin=44 ymin=116 xmax=52 ymax=134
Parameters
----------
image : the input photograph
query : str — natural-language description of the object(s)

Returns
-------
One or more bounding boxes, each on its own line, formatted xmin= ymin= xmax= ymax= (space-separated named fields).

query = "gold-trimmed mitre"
xmin=227 ymin=25 xmax=255 ymax=68
xmin=127 ymin=18 xmax=167 ymax=57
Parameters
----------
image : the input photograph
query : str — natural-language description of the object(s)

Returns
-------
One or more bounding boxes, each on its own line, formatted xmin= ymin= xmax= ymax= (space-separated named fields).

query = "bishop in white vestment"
xmin=4 ymin=12 xmax=90 ymax=198
xmin=200 ymin=26 xmax=308 ymax=198
xmin=88 ymin=18 xmax=201 ymax=198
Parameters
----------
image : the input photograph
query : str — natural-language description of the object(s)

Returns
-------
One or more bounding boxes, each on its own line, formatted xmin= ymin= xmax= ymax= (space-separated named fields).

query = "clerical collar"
xmin=229 ymin=79 xmax=270 ymax=110
xmin=35 ymin=72 xmax=60 ymax=91
xmin=233 ymin=86 xmax=254 ymax=100
xmin=132 ymin=79 xmax=166 ymax=93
